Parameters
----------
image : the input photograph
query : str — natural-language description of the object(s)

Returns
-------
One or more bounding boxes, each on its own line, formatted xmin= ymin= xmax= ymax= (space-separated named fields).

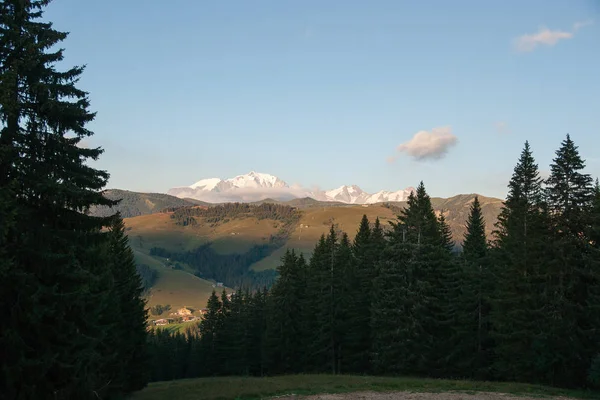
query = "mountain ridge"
xmin=167 ymin=171 xmax=415 ymax=204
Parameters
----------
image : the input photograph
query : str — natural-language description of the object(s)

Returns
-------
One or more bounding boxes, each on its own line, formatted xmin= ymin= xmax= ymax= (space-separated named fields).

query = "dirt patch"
xmin=273 ymin=392 xmax=576 ymax=400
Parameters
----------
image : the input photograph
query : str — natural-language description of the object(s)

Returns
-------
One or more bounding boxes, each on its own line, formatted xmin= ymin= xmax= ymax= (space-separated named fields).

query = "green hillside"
xmin=132 ymin=250 xmax=223 ymax=318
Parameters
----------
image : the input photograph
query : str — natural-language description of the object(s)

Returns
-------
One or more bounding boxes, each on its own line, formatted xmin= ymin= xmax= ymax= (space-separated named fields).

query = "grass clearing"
xmin=133 ymin=250 xmax=219 ymax=314
xmin=130 ymin=374 xmax=598 ymax=400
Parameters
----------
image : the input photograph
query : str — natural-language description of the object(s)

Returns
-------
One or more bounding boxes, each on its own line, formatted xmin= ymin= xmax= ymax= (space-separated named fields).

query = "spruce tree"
xmin=372 ymin=182 xmax=453 ymax=376
xmin=198 ymin=291 xmax=222 ymax=376
xmin=102 ymin=214 xmax=149 ymax=393
xmin=543 ymin=135 xmax=597 ymax=387
xmin=370 ymin=217 xmax=386 ymax=259
xmin=490 ymin=141 xmax=550 ymax=384
xmin=0 ymin=1 xmax=136 ymax=398
xmin=346 ymin=215 xmax=374 ymax=373
xmin=264 ymin=249 xmax=305 ymax=374
xmin=335 ymin=232 xmax=356 ymax=373
xmin=450 ymin=196 xmax=492 ymax=379
xmin=302 ymin=234 xmax=329 ymax=371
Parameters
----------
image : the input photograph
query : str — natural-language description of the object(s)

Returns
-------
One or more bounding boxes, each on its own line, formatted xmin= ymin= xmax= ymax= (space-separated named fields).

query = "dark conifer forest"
xmin=148 ymin=138 xmax=600 ymax=390
xmin=2 ymin=1 xmax=600 ymax=399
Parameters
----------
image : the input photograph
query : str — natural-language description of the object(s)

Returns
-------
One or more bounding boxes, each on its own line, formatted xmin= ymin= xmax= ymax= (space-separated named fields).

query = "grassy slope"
xmin=133 ymin=250 xmax=219 ymax=316
xmin=130 ymin=375 xmax=597 ymax=400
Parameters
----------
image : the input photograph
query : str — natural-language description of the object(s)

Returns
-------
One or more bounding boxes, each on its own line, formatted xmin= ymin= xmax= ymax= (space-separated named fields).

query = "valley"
xmin=121 ymin=190 xmax=503 ymax=314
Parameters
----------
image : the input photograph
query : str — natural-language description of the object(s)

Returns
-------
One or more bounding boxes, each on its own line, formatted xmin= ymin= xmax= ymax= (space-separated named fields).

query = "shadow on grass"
xmin=130 ymin=374 xmax=599 ymax=400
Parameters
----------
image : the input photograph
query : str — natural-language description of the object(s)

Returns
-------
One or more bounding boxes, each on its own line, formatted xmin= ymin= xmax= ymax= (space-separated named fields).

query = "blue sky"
xmin=45 ymin=0 xmax=600 ymax=199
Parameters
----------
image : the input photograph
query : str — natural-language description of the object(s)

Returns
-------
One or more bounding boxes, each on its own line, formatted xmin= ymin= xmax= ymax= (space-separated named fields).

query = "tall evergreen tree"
xmin=346 ymin=215 xmax=374 ymax=373
xmin=264 ymin=249 xmax=306 ymax=374
xmin=102 ymin=214 xmax=149 ymax=393
xmin=335 ymin=232 xmax=356 ymax=373
xmin=302 ymin=234 xmax=329 ymax=371
xmin=372 ymin=182 xmax=454 ymax=376
xmin=490 ymin=141 xmax=550 ymax=384
xmin=0 ymin=1 xmax=148 ymax=398
xmin=197 ymin=290 xmax=222 ymax=376
xmin=450 ymin=196 xmax=492 ymax=379
xmin=543 ymin=135 xmax=597 ymax=387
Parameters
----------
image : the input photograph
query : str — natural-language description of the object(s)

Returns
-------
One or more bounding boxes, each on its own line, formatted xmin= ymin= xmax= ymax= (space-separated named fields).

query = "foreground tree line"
xmin=1 ymin=1 xmax=148 ymax=399
xmin=150 ymin=137 xmax=600 ymax=389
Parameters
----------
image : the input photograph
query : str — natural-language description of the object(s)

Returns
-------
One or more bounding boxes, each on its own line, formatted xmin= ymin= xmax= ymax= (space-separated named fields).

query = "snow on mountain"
xmin=167 ymin=172 xmax=415 ymax=204
xmin=225 ymin=171 xmax=288 ymax=189
xmin=322 ymin=185 xmax=371 ymax=204
xmin=167 ymin=171 xmax=292 ymax=202
xmin=189 ymin=178 xmax=222 ymax=190
xmin=364 ymin=188 xmax=415 ymax=204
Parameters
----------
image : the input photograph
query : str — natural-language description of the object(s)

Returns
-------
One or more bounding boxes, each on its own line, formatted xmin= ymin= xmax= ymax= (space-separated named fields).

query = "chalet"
xmin=198 ymin=308 xmax=209 ymax=315
xmin=181 ymin=315 xmax=197 ymax=322
xmin=177 ymin=307 xmax=192 ymax=316
xmin=154 ymin=319 xmax=169 ymax=326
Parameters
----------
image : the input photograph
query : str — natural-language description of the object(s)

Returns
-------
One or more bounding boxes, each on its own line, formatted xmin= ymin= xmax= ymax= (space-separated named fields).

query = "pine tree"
xmin=302 ymin=234 xmax=329 ymax=371
xmin=372 ymin=182 xmax=453 ymax=376
xmin=370 ymin=217 xmax=386 ymax=259
xmin=490 ymin=141 xmax=550 ymax=384
xmin=0 ymin=1 xmax=131 ymax=398
xmin=438 ymin=212 xmax=455 ymax=252
xmin=346 ymin=215 xmax=374 ymax=373
xmin=102 ymin=214 xmax=149 ymax=393
xmin=370 ymin=230 xmax=413 ymax=374
xmin=450 ymin=196 xmax=492 ymax=379
xmin=264 ymin=249 xmax=306 ymax=374
xmin=335 ymin=232 xmax=356 ymax=373
xmin=198 ymin=291 xmax=222 ymax=376
xmin=543 ymin=135 xmax=597 ymax=387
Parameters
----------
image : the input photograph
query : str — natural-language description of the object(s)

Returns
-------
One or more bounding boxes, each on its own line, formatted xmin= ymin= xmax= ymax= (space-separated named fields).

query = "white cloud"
xmin=395 ymin=126 xmax=458 ymax=161
xmin=514 ymin=27 xmax=573 ymax=52
xmin=514 ymin=20 xmax=593 ymax=52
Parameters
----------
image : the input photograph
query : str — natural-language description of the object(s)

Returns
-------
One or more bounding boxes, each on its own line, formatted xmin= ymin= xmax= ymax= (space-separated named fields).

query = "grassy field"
xmin=133 ymin=250 xmax=223 ymax=317
xmin=130 ymin=374 xmax=598 ymax=400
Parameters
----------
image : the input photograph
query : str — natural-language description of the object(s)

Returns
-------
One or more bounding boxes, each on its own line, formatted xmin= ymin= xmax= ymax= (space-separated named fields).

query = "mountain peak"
xmin=167 ymin=172 xmax=414 ymax=204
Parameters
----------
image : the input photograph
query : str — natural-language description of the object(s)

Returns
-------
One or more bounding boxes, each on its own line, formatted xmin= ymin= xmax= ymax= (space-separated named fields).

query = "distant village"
xmin=151 ymin=291 xmax=232 ymax=326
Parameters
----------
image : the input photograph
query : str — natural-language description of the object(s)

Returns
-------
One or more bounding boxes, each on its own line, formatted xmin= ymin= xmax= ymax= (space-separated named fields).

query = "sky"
xmin=44 ymin=0 xmax=600 ymax=199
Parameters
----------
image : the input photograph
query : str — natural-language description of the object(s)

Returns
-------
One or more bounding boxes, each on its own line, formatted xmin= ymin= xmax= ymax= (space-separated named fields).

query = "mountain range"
xmin=167 ymin=171 xmax=415 ymax=204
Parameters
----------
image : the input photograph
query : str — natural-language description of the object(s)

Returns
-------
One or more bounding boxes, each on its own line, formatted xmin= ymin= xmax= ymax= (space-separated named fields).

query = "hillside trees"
xmin=0 ymin=1 xmax=148 ymax=398
xmin=145 ymin=136 xmax=600 ymax=390
xmin=372 ymin=182 xmax=457 ymax=376
xmin=264 ymin=249 xmax=307 ymax=374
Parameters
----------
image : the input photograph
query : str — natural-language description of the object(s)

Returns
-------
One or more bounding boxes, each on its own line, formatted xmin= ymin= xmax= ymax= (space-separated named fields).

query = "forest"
xmin=148 ymin=138 xmax=600 ymax=390
xmin=170 ymin=202 xmax=301 ymax=227
xmin=150 ymin=242 xmax=279 ymax=290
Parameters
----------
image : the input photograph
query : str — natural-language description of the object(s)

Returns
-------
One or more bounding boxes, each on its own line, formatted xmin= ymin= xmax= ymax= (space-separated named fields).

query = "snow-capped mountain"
xmin=167 ymin=171 xmax=292 ymax=202
xmin=167 ymin=171 xmax=415 ymax=204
